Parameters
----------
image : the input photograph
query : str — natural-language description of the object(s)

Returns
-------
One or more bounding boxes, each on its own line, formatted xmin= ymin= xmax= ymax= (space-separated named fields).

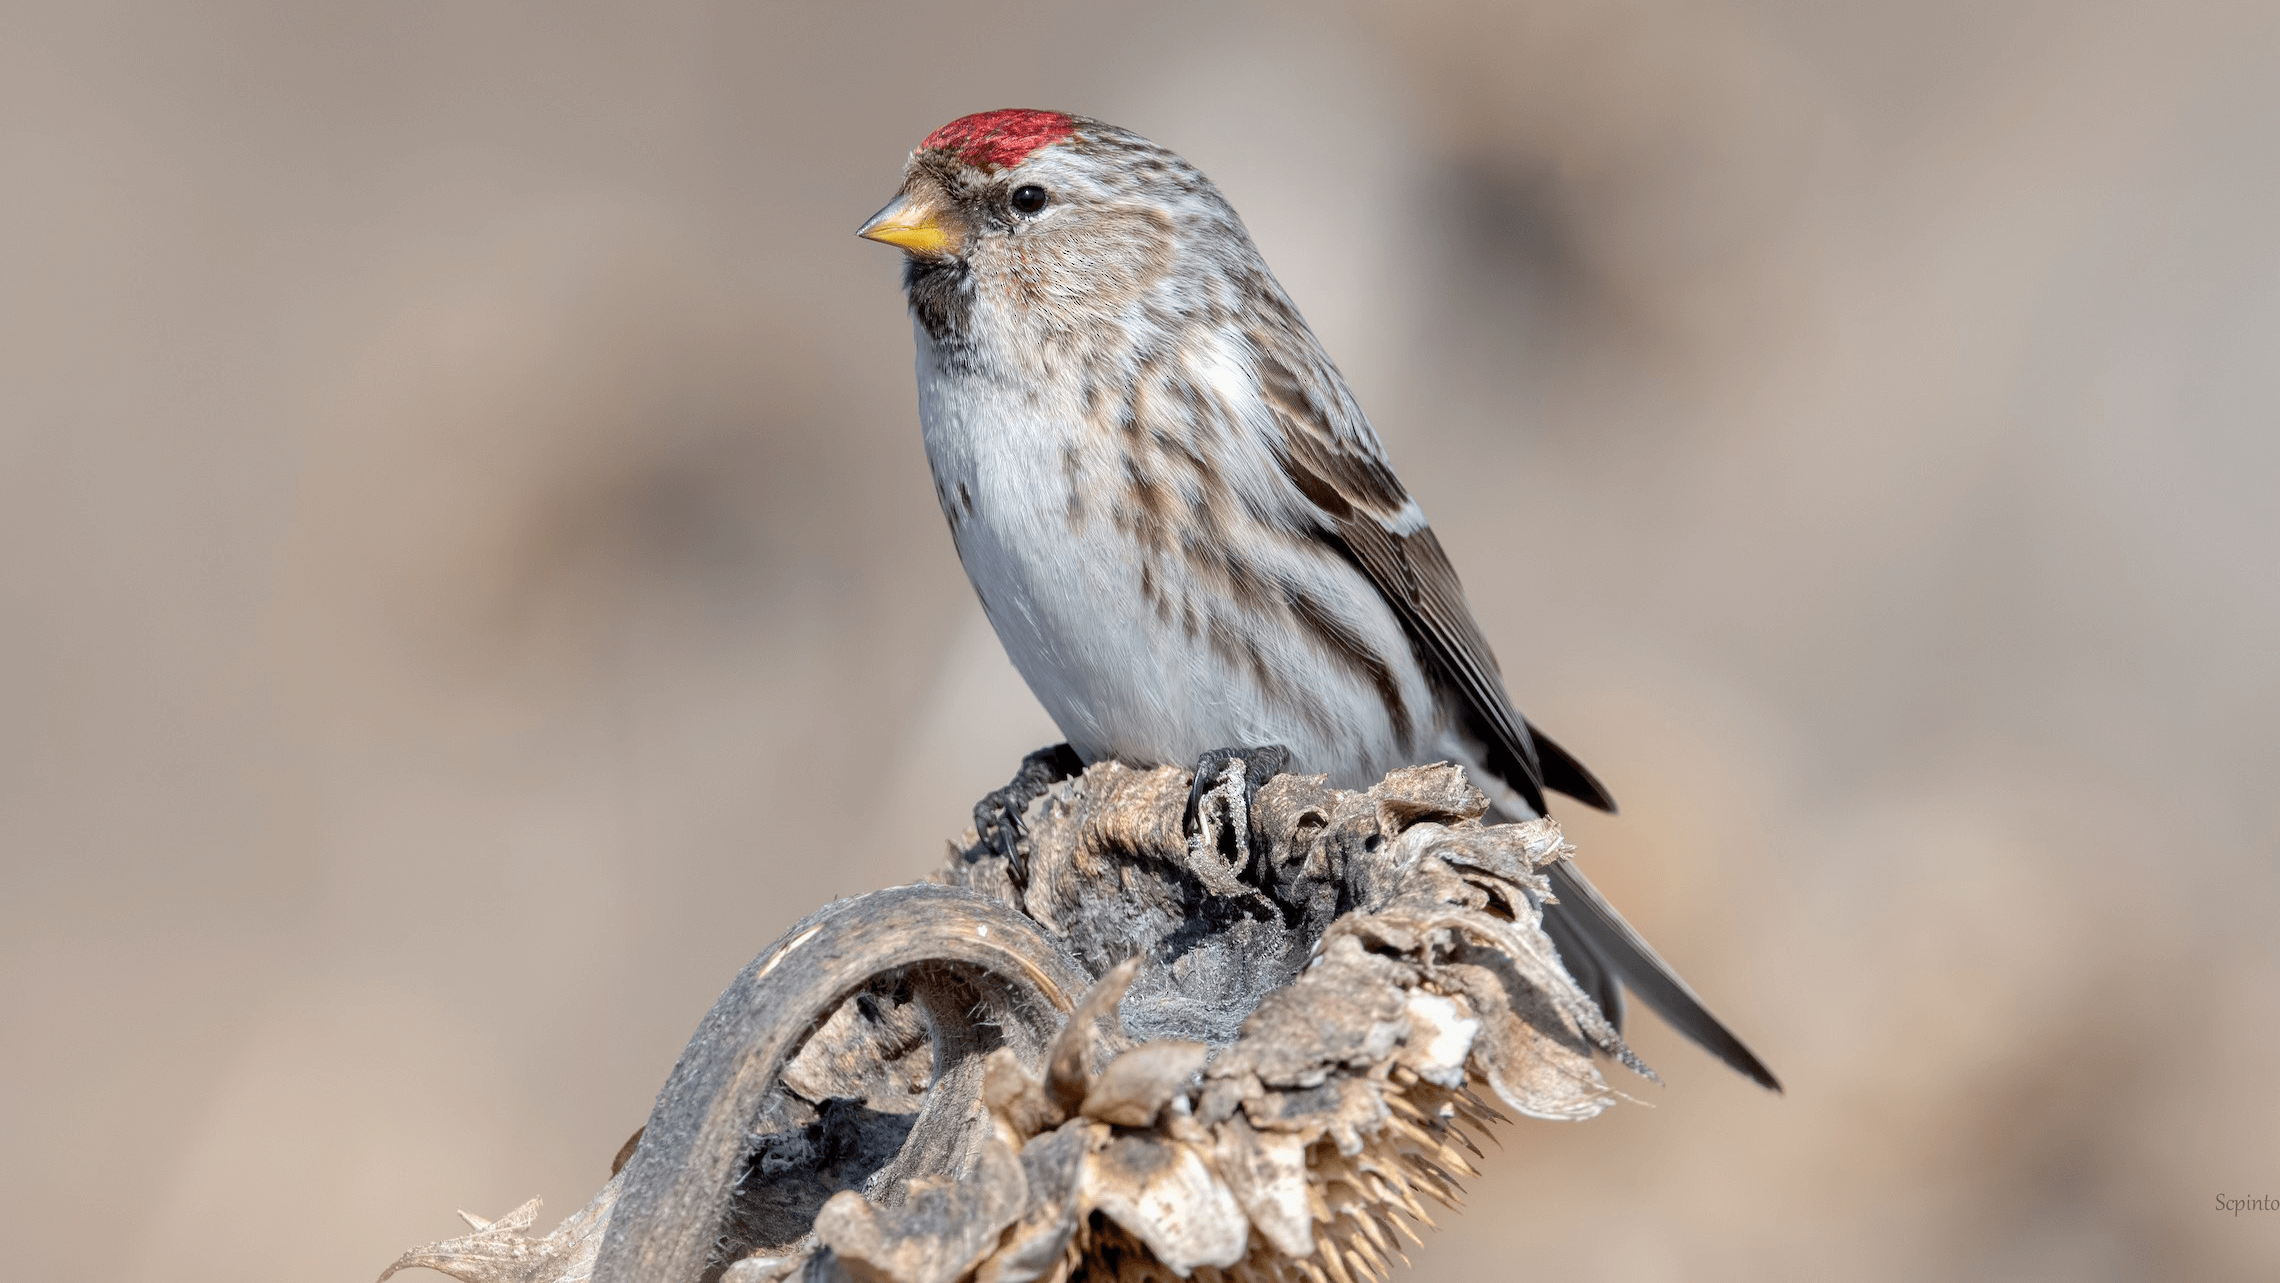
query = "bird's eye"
xmin=1008 ymin=185 xmax=1050 ymax=215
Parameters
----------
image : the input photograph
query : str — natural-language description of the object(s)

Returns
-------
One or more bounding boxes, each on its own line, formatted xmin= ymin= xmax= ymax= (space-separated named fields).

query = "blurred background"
xmin=4 ymin=1 xmax=2276 ymax=1279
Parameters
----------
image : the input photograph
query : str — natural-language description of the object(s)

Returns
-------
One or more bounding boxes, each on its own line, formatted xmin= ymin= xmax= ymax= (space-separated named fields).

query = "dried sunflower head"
xmin=387 ymin=763 xmax=1645 ymax=1283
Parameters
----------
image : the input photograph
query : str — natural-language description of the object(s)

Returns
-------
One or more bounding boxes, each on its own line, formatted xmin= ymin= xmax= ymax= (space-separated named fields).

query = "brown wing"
xmin=1256 ymin=348 xmax=1615 ymax=815
xmin=1258 ymin=344 xmax=1787 ymax=1093
xmin=1254 ymin=341 xmax=1782 ymax=1091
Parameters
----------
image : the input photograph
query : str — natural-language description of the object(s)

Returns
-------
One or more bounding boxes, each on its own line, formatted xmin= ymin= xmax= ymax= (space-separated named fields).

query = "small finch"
xmin=859 ymin=110 xmax=1777 ymax=1090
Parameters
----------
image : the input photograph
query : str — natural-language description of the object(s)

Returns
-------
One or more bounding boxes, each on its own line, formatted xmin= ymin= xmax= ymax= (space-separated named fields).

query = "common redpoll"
xmin=859 ymin=110 xmax=1777 ymax=1091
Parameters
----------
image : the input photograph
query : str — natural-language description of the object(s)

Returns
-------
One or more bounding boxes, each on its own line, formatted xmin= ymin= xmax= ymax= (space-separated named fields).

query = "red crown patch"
xmin=919 ymin=109 xmax=1077 ymax=169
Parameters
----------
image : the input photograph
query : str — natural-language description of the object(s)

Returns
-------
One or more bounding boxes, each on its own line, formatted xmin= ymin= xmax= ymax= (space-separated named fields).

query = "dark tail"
xmin=1544 ymin=858 xmax=1782 ymax=1092
xmin=1530 ymin=722 xmax=1620 ymax=813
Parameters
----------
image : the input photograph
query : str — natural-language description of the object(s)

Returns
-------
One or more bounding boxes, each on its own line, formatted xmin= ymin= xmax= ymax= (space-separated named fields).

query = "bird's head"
xmin=859 ymin=110 xmax=1252 ymax=345
xmin=858 ymin=109 xmax=1084 ymax=258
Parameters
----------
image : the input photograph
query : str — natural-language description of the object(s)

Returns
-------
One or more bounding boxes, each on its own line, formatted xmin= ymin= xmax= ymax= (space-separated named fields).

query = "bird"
xmin=856 ymin=108 xmax=1778 ymax=1091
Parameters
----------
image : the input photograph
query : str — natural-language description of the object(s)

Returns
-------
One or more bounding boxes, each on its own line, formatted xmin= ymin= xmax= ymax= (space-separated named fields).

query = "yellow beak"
xmin=857 ymin=194 xmax=957 ymax=256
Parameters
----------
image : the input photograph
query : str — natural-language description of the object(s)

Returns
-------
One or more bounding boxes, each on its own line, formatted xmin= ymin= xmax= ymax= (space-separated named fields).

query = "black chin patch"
xmin=904 ymin=255 xmax=977 ymax=369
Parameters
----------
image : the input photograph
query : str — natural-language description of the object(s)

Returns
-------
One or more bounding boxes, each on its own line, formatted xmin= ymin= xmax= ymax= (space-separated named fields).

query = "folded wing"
xmin=1251 ymin=334 xmax=1778 ymax=1090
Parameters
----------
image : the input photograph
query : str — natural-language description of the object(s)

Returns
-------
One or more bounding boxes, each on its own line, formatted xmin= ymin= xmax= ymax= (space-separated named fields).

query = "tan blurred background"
xmin=4 ymin=1 xmax=2277 ymax=1279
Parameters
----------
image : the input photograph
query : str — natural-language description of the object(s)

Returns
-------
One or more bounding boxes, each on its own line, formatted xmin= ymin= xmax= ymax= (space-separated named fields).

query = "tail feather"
xmin=1529 ymin=723 xmax=1619 ymax=813
xmin=1544 ymin=859 xmax=1782 ymax=1092
xmin=1539 ymin=901 xmax=1625 ymax=1033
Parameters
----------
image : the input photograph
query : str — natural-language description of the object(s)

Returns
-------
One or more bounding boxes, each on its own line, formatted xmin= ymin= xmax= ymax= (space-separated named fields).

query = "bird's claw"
xmin=972 ymin=743 xmax=1086 ymax=883
xmin=1182 ymin=745 xmax=1293 ymax=886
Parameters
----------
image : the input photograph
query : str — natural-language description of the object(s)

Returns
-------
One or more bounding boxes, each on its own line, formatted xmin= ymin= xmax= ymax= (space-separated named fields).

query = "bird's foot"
xmin=972 ymin=743 xmax=1086 ymax=884
xmin=1182 ymin=745 xmax=1293 ymax=892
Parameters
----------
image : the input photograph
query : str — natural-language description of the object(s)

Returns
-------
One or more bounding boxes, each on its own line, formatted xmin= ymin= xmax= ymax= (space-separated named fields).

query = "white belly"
xmin=915 ymin=338 xmax=1440 ymax=786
